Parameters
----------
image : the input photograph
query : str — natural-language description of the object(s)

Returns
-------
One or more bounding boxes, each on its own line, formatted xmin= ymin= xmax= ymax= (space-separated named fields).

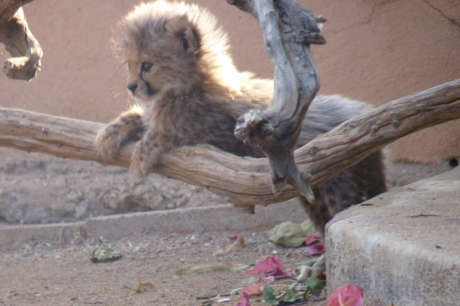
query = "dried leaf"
xmin=282 ymin=287 xmax=300 ymax=303
xmin=236 ymin=292 xmax=251 ymax=306
xmin=214 ymin=237 xmax=245 ymax=256
xmin=247 ymin=256 xmax=291 ymax=277
xmin=268 ymin=221 xmax=316 ymax=247
xmin=174 ymin=262 xmax=234 ymax=275
xmin=135 ymin=276 xmax=154 ymax=293
xmin=90 ymin=244 xmax=122 ymax=263
xmin=327 ymin=284 xmax=364 ymax=306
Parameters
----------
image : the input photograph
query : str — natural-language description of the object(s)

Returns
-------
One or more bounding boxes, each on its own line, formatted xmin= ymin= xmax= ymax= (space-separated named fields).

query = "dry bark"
xmin=1 ymin=79 xmax=459 ymax=208
xmin=0 ymin=0 xmax=42 ymax=80
xmin=229 ymin=0 xmax=325 ymax=202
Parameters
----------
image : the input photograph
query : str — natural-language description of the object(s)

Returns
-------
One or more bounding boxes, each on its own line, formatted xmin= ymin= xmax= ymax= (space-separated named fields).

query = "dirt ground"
xmin=0 ymin=229 xmax=326 ymax=306
xmin=0 ymin=151 xmax=329 ymax=305
xmin=0 ymin=150 xmax=456 ymax=306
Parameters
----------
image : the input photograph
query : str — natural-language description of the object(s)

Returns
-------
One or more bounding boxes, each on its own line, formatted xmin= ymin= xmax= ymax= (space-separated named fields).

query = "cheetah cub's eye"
xmin=141 ymin=62 xmax=153 ymax=72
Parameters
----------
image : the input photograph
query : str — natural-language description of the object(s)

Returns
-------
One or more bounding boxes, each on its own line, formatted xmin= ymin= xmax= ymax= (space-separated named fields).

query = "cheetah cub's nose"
xmin=128 ymin=83 xmax=138 ymax=94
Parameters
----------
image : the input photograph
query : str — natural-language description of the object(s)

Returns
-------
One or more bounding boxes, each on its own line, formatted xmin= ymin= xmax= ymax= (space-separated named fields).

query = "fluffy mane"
xmin=115 ymin=0 xmax=246 ymax=94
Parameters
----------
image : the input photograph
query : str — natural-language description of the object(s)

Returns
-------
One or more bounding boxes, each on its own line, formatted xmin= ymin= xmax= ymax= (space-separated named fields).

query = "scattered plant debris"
xmin=90 ymin=242 xmax=122 ymax=263
xmin=327 ymin=283 xmax=363 ymax=306
xmin=214 ymin=236 xmax=246 ymax=256
xmin=135 ymin=276 xmax=154 ymax=293
xmin=305 ymin=234 xmax=325 ymax=256
xmin=247 ymin=256 xmax=291 ymax=278
xmin=268 ymin=220 xmax=316 ymax=247
xmin=175 ymin=262 xmax=248 ymax=276
xmin=236 ymin=291 xmax=251 ymax=306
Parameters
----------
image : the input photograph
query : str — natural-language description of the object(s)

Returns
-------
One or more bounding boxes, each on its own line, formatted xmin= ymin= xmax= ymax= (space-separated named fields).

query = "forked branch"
xmin=229 ymin=0 xmax=325 ymax=201
xmin=1 ymin=79 xmax=459 ymax=207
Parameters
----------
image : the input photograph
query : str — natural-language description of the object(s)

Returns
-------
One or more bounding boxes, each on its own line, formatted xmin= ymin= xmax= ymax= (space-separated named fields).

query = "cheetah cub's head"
xmin=115 ymin=0 xmax=240 ymax=103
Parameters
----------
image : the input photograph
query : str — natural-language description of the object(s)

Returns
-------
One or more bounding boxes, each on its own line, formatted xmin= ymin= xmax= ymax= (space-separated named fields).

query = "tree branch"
xmin=229 ymin=0 xmax=325 ymax=201
xmin=1 ymin=79 xmax=459 ymax=207
xmin=0 ymin=0 xmax=42 ymax=80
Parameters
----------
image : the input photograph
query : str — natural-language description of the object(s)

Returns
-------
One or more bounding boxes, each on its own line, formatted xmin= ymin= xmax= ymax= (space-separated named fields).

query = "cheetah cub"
xmin=95 ymin=0 xmax=386 ymax=232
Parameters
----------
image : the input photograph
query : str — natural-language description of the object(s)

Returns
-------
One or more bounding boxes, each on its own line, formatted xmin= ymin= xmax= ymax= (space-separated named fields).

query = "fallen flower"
xmin=327 ymin=283 xmax=364 ymax=306
xmin=306 ymin=242 xmax=325 ymax=256
xmin=240 ymin=284 xmax=263 ymax=297
xmin=247 ymin=256 xmax=291 ymax=277
xmin=236 ymin=291 xmax=251 ymax=306
xmin=305 ymin=233 xmax=322 ymax=246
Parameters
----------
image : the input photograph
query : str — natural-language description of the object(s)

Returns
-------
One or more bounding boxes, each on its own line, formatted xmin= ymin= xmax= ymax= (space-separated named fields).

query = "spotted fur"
xmin=95 ymin=0 xmax=386 ymax=233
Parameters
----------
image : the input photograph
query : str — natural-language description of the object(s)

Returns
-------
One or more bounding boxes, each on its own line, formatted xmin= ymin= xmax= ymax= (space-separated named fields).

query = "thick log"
xmin=0 ymin=0 xmax=42 ymax=80
xmin=229 ymin=0 xmax=325 ymax=201
xmin=0 ymin=79 xmax=459 ymax=207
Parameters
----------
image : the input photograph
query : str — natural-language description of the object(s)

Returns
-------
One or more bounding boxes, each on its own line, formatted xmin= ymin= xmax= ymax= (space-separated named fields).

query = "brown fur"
xmin=95 ymin=0 xmax=386 ymax=233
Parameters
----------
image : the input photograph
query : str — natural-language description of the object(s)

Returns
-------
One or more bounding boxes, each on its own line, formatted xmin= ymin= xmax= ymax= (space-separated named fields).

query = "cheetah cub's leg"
xmin=130 ymin=128 xmax=169 ymax=179
xmin=95 ymin=105 xmax=144 ymax=160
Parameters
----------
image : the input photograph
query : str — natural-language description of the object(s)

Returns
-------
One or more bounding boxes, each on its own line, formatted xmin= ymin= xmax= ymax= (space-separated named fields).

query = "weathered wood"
xmin=229 ymin=0 xmax=325 ymax=201
xmin=0 ymin=0 xmax=42 ymax=80
xmin=0 ymin=0 xmax=36 ymax=21
xmin=1 ymin=79 xmax=459 ymax=207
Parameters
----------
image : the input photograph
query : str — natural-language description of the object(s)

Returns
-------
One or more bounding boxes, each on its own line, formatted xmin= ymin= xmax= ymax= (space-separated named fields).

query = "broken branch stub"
xmin=0 ymin=1 xmax=43 ymax=80
xmin=228 ymin=0 xmax=325 ymax=201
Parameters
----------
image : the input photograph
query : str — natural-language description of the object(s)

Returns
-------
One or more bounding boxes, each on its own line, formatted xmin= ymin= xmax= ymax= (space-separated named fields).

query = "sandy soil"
xmin=0 ymin=151 xmax=329 ymax=306
xmin=0 ymin=229 xmax=326 ymax=306
xmin=0 ymin=150 xmax=455 ymax=306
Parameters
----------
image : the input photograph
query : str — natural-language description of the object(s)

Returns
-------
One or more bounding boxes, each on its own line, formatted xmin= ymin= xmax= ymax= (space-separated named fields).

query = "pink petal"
xmin=306 ymin=242 xmax=325 ymax=256
xmin=229 ymin=235 xmax=239 ymax=241
xmin=247 ymin=256 xmax=291 ymax=277
xmin=236 ymin=291 xmax=251 ymax=306
xmin=306 ymin=233 xmax=322 ymax=246
xmin=241 ymin=284 xmax=263 ymax=297
xmin=327 ymin=284 xmax=364 ymax=306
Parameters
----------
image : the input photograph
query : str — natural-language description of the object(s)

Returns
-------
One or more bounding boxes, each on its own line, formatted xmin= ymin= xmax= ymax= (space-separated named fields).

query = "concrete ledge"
xmin=0 ymin=200 xmax=305 ymax=250
xmin=326 ymin=167 xmax=460 ymax=306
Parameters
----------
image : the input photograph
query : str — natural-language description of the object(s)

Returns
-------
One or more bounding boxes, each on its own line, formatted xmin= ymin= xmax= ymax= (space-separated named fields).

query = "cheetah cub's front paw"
xmin=95 ymin=124 xmax=123 ymax=160
xmin=129 ymin=142 xmax=161 ymax=179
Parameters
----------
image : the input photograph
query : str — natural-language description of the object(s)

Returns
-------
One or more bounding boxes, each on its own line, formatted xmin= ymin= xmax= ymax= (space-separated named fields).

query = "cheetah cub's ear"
xmin=165 ymin=15 xmax=201 ymax=55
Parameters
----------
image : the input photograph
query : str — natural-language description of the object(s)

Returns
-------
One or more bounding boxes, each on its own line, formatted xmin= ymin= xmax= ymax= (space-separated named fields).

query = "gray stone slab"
xmin=0 ymin=199 xmax=306 ymax=250
xmin=86 ymin=201 xmax=306 ymax=240
xmin=326 ymin=167 xmax=460 ymax=306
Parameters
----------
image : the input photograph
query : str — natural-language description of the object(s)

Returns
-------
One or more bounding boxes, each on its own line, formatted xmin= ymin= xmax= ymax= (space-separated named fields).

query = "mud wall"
xmin=1 ymin=0 xmax=459 ymax=163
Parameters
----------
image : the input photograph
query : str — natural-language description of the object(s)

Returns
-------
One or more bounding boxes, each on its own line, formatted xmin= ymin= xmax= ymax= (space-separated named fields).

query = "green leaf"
xmin=282 ymin=287 xmax=300 ymax=303
xmin=305 ymin=277 xmax=326 ymax=297
xmin=263 ymin=285 xmax=280 ymax=305
xmin=295 ymin=258 xmax=317 ymax=267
